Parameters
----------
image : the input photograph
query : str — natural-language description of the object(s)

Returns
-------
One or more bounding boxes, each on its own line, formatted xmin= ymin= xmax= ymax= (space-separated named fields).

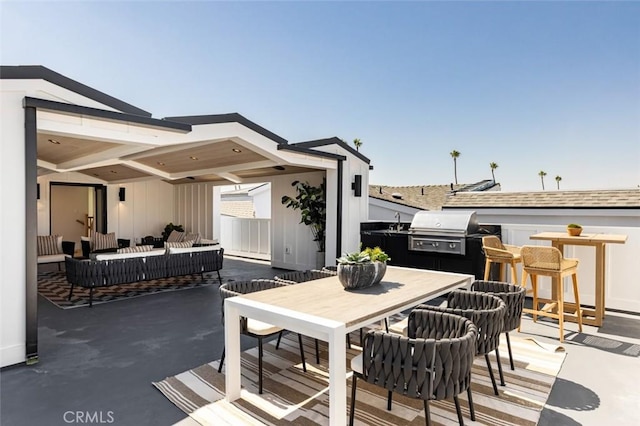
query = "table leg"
xmin=595 ymin=243 xmax=605 ymax=326
xmin=224 ymin=302 xmax=242 ymax=401
xmin=329 ymin=325 xmax=347 ymax=426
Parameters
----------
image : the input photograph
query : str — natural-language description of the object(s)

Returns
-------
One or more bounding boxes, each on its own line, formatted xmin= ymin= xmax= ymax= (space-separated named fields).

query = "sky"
xmin=1 ymin=0 xmax=639 ymax=192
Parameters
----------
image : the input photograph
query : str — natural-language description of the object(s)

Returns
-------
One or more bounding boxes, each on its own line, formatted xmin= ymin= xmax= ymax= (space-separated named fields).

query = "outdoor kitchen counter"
xmin=529 ymin=231 xmax=628 ymax=327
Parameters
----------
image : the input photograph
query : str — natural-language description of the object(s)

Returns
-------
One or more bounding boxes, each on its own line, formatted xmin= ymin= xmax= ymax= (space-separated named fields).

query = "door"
xmin=50 ymin=185 xmax=90 ymax=254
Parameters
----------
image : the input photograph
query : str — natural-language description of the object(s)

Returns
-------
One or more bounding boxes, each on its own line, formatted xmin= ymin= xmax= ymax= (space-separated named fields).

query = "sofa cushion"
xmin=167 ymin=244 xmax=221 ymax=255
xmin=37 ymin=253 xmax=70 ymax=264
xmin=92 ymin=232 xmax=118 ymax=251
xmin=94 ymin=248 xmax=166 ymax=261
xmin=37 ymin=235 xmax=63 ymax=256
xmin=165 ymin=240 xmax=194 ymax=249
xmin=117 ymin=245 xmax=153 ymax=254
xmin=166 ymin=230 xmax=185 ymax=243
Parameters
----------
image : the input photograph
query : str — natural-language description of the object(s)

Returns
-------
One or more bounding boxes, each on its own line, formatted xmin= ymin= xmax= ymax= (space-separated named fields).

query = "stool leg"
xmin=572 ymin=272 xmax=583 ymax=332
xmin=518 ymin=271 xmax=529 ymax=332
xmin=557 ymin=277 xmax=564 ymax=343
xmin=510 ymin=262 xmax=518 ymax=284
xmin=484 ymin=259 xmax=491 ymax=281
xmin=532 ymin=275 xmax=538 ymax=323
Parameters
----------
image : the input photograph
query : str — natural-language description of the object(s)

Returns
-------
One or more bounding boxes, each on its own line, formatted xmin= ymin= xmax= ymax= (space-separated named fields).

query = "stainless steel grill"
xmin=408 ymin=211 xmax=479 ymax=255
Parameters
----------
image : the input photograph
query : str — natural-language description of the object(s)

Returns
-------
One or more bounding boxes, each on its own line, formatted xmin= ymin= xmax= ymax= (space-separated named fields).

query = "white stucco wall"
xmin=250 ymin=183 xmax=271 ymax=219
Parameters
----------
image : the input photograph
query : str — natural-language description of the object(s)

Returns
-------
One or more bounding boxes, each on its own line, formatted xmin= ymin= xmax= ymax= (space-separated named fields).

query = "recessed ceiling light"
xmin=48 ymin=139 xmax=61 ymax=145
xmin=157 ymin=161 xmax=165 ymax=166
xmin=186 ymin=176 xmax=195 ymax=180
xmin=232 ymin=148 xmax=242 ymax=153
xmin=273 ymin=165 xmax=285 ymax=171
xmin=110 ymin=170 xmax=117 ymax=174
xmin=190 ymin=156 xmax=198 ymax=160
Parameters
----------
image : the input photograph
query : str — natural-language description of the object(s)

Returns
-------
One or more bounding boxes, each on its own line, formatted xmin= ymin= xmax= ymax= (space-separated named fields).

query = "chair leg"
xmin=484 ymin=259 xmax=491 ymax=281
xmin=485 ymin=353 xmax=499 ymax=395
xmin=349 ymin=375 xmax=357 ymax=426
xmin=387 ymin=390 xmax=393 ymax=410
xmin=217 ymin=270 xmax=223 ymax=286
xmin=532 ymin=275 xmax=539 ymax=323
xmin=218 ymin=347 xmax=225 ymax=373
xmin=89 ymin=287 xmax=94 ymax=308
xmin=510 ymin=262 xmax=518 ymax=285
xmin=453 ymin=395 xmax=464 ymax=426
xmin=258 ymin=337 xmax=264 ymax=394
xmin=572 ymin=273 xmax=583 ymax=332
xmin=506 ymin=332 xmax=515 ymax=370
xmin=557 ymin=278 xmax=564 ymax=343
xmin=495 ymin=347 xmax=505 ymax=386
xmin=275 ymin=330 xmax=283 ymax=349
xmin=347 ymin=334 xmax=351 ymax=349
xmin=297 ymin=334 xmax=307 ymax=373
xmin=384 ymin=317 xmax=389 ymax=333
xmin=467 ymin=386 xmax=476 ymax=421
xmin=315 ymin=339 xmax=320 ymax=364
xmin=68 ymin=283 xmax=75 ymax=301
xmin=424 ymin=399 xmax=432 ymax=426
xmin=519 ymin=272 xmax=528 ymax=332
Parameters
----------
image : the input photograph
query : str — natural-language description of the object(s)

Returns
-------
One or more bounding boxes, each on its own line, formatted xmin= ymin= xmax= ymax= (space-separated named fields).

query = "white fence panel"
xmin=220 ymin=216 xmax=271 ymax=260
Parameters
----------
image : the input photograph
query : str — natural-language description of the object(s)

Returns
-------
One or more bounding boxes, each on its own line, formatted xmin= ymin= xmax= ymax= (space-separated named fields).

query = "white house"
xmin=0 ymin=66 xmax=371 ymax=367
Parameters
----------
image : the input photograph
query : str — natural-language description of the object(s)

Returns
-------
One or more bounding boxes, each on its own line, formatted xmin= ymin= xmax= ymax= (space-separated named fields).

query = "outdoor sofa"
xmin=37 ymin=235 xmax=75 ymax=270
xmin=65 ymin=244 xmax=224 ymax=307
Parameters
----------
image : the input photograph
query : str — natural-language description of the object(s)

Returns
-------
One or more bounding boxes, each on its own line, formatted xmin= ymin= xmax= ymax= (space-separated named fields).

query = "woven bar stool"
xmin=482 ymin=236 xmax=522 ymax=284
xmin=520 ymin=245 xmax=583 ymax=342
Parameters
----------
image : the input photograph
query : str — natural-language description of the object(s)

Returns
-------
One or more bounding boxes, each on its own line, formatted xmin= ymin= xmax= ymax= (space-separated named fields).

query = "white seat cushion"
xmin=351 ymin=353 xmax=363 ymax=375
xmin=37 ymin=254 xmax=70 ymax=264
xmin=246 ymin=319 xmax=281 ymax=336
xmin=94 ymin=249 xmax=165 ymax=261
xmin=389 ymin=317 xmax=409 ymax=336
xmin=168 ymin=244 xmax=221 ymax=255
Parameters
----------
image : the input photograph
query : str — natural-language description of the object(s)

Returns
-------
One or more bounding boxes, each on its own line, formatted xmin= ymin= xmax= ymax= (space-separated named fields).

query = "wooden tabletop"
xmin=237 ymin=266 xmax=471 ymax=329
xmin=530 ymin=232 xmax=628 ymax=245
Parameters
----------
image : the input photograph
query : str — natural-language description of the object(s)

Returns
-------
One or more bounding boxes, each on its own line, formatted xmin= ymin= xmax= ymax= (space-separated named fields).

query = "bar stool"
xmin=482 ymin=236 xmax=522 ymax=284
xmin=520 ymin=245 xmax=583 ymax=342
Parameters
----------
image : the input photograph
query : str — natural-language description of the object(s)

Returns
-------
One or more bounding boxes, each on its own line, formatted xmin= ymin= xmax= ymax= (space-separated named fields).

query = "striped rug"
xmin=154 ymin=329 xmax=566 ymax=425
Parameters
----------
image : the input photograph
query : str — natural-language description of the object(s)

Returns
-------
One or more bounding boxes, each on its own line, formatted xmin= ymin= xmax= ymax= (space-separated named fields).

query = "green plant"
xmin=567 ymin=223 xmax=582 ymax=229
xmin=281 ymin=180 xmax=326 ymax=252
xmin=162 ymin=222 xmax=184 ymax=240
xmin=337 ymin=246 xmax=390 ymax=265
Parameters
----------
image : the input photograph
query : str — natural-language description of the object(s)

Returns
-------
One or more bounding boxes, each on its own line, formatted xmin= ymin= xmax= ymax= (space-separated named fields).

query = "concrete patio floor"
xmin=1 ymin=256 xmax=639 ymax=426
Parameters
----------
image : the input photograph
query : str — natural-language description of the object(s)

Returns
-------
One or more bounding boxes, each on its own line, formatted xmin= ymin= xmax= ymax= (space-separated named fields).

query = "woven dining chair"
xmin=217 ymin=279 xmax=308 ymax=394
xmin=412 ymin=290 xmax=506 ymax=396
xmin=471 ymin=280 xmax=526 ymax=385
xmin=349 ymin=310 xmax=478 ymax=426
xmin=482 ymin=235 xmax=522 ymax=284
xmin=520 ymin=245 xmax=583 ymax=342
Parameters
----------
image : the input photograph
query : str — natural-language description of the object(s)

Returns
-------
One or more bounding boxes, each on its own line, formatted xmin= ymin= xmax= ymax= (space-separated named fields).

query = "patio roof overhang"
xmin=29 ymin=97 xmax=342 ymax=185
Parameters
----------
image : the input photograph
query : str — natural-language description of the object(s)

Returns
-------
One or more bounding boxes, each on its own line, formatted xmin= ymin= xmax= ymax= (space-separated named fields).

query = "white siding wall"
xmin=471 ymin=209 xmax=640 ymax=314
xmin=173 ymin=183 xmax=217 ymax=240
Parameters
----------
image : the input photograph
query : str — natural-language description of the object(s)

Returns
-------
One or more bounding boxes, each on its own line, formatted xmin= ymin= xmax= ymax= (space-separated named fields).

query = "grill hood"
xmin=409 ymin=210 xmax=479 ymax=236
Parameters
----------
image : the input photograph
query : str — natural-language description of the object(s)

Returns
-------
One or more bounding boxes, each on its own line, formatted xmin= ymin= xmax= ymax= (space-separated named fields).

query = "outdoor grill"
xmin=408 ymin=210 xmax=479 ymax=256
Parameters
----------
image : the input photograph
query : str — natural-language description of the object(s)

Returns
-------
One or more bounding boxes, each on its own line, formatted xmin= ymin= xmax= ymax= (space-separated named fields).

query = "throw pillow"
xmin=92 ymin=232 xmax=118 ymax=251
xmin=183 ymin=232 xmax=201 ymax=245
xmin=117 ymin=245 xmax=153 ymax=254
xmin=37 ymin=235 xmax=63 ymax=256
xmin=164 ymin=240 xmax=194 ymax=249
xmin=166 ymin=230 xmax=185 ymax=243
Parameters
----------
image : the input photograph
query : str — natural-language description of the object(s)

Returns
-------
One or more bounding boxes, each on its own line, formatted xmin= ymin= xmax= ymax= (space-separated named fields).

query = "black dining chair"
xmin=349 ymin=310 xmax=478 ymax=426
xmin=471 ymin=280 xmax=526 ymax=383
xmin=218 ymin=279 xmax=308 ymax=394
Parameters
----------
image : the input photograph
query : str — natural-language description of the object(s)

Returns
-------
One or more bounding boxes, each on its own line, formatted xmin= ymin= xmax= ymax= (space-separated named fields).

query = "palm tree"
xmin=555 ymin=175 xmax=562 ymax=190
xmin=450 ymin=150 xmax=461 ymax=184
xmin=489 ymin=162 xmax=498 ymax=183
xmin=538 ymin=170 xmax=547 ymax=190
xmin=353 ymin=138 xmax=362 ymax=151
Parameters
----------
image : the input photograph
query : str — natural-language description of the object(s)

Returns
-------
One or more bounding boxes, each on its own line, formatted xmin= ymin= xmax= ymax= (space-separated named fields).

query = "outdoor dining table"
xmin=529 ymin=231 xmax=628 ymax=327
xmin=224 ymin=265 xmax=474 ymax=425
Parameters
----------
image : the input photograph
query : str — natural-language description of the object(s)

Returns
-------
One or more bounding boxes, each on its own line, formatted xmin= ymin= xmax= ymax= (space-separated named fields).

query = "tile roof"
xmin=220 ymin=201 xmax=255 ymax=218
xmin=369 ymin=181 xmax=499 ymax=211
xmin=443 ymin=189 xmax=640 ymax=209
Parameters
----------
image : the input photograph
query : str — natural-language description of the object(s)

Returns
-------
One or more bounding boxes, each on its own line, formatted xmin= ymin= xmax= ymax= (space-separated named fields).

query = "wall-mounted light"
xmin=118 ymin=187 xmax=126 ymax=202
xmin=37 ymin=183 xmax=40 ymax=200
xmin=351 ymin=174 xmax=362 ymax=197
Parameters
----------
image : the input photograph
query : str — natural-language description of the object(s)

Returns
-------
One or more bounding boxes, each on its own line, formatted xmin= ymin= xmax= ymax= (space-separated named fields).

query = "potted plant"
xmin=281 ymin=180 xmax=326 ymax=266
xmin=567 ymin=223 xmax=583 ymax=237
xmin=336 ymin=246 xmax=390 ymax=290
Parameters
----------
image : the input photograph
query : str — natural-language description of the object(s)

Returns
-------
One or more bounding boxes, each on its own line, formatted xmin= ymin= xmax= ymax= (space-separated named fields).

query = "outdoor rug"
xmin=38 ymin=270 xmax=220 ymax=309
xmin=154 ymin=330 xmax=566 ymax=425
